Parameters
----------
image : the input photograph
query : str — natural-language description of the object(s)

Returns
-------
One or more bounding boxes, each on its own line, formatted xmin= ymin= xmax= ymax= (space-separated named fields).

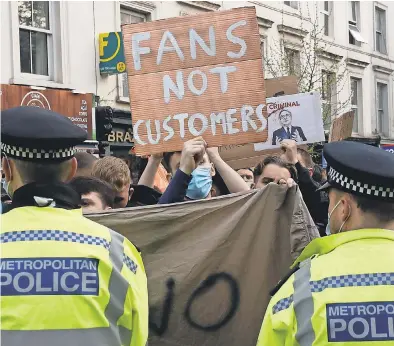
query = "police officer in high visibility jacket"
xmin=257 ymin=141 xmax=394 ymax=346
xmin=1 ymin=107 xmax=148 ymax=346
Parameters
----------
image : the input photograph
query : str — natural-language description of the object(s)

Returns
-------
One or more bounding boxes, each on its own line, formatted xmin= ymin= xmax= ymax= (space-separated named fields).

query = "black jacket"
xmin=295 ymin=162 xmax=328 ymax=236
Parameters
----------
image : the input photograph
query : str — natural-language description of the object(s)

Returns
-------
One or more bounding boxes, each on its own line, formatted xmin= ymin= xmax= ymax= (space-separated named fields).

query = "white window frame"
xmin=320 ymin=1 xmax=331 ymax=37
xmin=348 ymin=1 xmax=366 ymax=46
xmin=284 ymin=1 xmax=298 ymax=10
xmin=116 ymin=3 xmax=153 ymax=103
xmin=9 ymin=1 xmax=70 ymax=88
xmin=350 ymin=77 xmax=362 ymax=134
xmin=376 ymin=81 xmax=389 ymax=137
xmin=374 ymin=4 xmax=387 ymax=55
xmin=349 ymin=1 xmax=358 ymax=25
xmin=17 ymin=1 xmax=53 ymax=80
xmin=284 ymin=47 xmax=301 ymax=76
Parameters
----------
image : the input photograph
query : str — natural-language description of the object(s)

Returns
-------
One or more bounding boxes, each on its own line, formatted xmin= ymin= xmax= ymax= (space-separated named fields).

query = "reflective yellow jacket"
xmin=257 ymin=229 xmax=394 ymax=346
xmin=1 ymin=206 xmax=148 ymax=346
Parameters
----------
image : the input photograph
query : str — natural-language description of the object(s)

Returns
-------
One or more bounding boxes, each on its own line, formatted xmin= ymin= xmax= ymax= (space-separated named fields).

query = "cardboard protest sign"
xmin=265 ymin=75 xmax=298 ymax=98
xmin=89 ymin=185 xmax=297 ymax=346
xmin=329 ymin=111 xmax=355 ymax=142
xmin=219 ymin=75 xmax=299 ymax=169
xmin=254 ymin=92 xmax=325 ymax=151
xmin=122 ymin=7 xmax=267 ymax=155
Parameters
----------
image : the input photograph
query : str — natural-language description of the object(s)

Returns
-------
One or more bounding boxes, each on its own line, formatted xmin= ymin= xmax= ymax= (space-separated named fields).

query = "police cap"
xmin=1 ymin=106 xmax=87 ymax=162
xmin=318 ymin=141 xmax=394 ymax=201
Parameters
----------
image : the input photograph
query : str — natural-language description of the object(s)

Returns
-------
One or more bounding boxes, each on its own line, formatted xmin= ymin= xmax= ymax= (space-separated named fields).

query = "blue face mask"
xmin=186 ymin=167 xmax=212 ymax=200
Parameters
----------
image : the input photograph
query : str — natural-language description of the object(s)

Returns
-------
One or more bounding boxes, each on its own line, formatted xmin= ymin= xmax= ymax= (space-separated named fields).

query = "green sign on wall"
xmin=99 ymin=32 xmax=126 ymax=75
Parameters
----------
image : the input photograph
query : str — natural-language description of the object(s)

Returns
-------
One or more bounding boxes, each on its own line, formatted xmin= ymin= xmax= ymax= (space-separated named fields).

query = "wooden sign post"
xmin=122 ymin=7 xmax=266 ymax=155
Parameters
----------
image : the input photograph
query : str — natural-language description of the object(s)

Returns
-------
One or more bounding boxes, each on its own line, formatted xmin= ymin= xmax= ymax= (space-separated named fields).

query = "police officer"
xmin=257 ymin=141 xmax=394 ymax=345
xmin=1 ymin=107 xmax=148 ymax=346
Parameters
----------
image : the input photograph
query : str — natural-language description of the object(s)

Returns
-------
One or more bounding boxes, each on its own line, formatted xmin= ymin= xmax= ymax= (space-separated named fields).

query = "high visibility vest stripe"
xmin=0 ymin=230 xmax=110 ymax=250
xmin=273 ymin=271 xmax=394 ymax=315
xmin=105 ymin=229 xmax=132 ymax=346
xmin=2 ymin=327 xmax=121 ymax=346
xmin=1 ymin=229 xmax=134 ymax=345
xmin=293 ymin=258 xmax=315 ymax=346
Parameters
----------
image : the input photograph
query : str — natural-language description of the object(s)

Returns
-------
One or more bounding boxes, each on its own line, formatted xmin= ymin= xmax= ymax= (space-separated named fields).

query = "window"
xmin=118 ymin=8 xmax=147 ymax=101
xmin=18 ymin=1 xmax=51 ymax=76
xmin=284 ymin=1 xmax=298 ymax=10
xmin=375 ymin=6 xmax=387 ymax=54
xmin=322 ymin=71 xmax=336 ymax=129
xmin=284 ymin=48 xmax=300 ymax=76
xmin=321 ymin=1 xmax=331 ymax=37
xmin=376 ymin=82 xmax=388 ymax=136
xmin=348 ymin=1 xmax=365 ymax=46
xmin=350 ymin=78 xmax=362 ymax=133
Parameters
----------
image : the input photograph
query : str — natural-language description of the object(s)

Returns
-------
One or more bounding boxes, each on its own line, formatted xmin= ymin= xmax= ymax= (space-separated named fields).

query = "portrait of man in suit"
xmin=272 ymin=109 xmax=307 ymax=145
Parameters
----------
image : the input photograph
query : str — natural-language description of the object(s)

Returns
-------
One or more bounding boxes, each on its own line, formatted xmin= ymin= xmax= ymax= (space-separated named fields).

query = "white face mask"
xmin=2 ymin=155 xmax=12 ymax=197
xmin=327 ymin=199 xmax=351 ymax=234
xmin=2 ymin=178 xmax=10 ymax=197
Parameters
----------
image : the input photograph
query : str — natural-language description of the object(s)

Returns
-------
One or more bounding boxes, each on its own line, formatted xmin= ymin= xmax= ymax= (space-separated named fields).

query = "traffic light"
xmin=95 ymin=106 xmax=113 ymax=142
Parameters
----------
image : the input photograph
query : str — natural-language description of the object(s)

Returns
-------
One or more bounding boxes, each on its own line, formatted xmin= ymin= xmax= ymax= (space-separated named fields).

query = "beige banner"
xmin=89 ymin=185 xmax=297 ymax=345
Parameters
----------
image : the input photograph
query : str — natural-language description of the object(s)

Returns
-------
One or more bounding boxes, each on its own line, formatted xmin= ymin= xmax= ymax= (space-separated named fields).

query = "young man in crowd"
xmin=74 ymin=151 xmax=98 ymax=177
xmin=254 ymin=156 xmax=298 ymax=189
xmin=253 ymin=155 xmax=320 ymax=259
xmin=159 ymin=137 xmax=249 ymax=204
xmin=236 ymin=168 xmax=255 ymax=189
xmin=69 ymin=176 xmax=115 ymax=213
xmin=92 ymin=156 xmax=132 ymax=208
xmin=280 ymin=139 xmax=329 ymax=236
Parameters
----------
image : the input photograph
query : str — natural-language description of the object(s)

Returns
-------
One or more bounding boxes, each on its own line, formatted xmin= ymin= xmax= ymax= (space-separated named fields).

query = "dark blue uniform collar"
xmin=11 ymin=182 xmax=81 ymax=210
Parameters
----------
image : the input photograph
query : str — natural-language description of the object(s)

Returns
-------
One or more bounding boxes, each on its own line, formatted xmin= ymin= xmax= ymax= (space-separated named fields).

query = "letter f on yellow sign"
xmin=99 ymin=33 xmax=110 ymax=57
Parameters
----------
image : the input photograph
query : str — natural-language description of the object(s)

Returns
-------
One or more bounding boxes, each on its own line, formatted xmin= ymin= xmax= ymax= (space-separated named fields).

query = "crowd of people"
xmin=2 ymin=106 xmax=394 ymax=346
xmin=8 ymin=135 xmax=328 ymax=240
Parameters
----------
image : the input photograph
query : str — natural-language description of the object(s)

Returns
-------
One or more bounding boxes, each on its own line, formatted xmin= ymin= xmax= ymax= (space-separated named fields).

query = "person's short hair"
xmin=13 ymin=159 xmax=71 ymax=184
xmin=69 ymin=176 xmax=115 ymax=208
xmin=75 ymin=152 xmax=97 ymax=171
xmin=297 ymin=148 xmax=315 ymax=168
xmin=254 ymin=156 xmax=298 ymax=182
xmin=312 ymin=165 xmax=323 ymax=183
xmin=163 ymin=151 xmax=181 ymax=174
xmin=352 ymin=194 xmax=394 ymax=223
xmin=92 ymin=156 xmax=131 ymax=192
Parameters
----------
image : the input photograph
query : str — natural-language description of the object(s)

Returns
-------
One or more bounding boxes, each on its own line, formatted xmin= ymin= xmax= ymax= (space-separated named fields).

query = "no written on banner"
xmin=122 ymin=7 xmax=266 ymax=155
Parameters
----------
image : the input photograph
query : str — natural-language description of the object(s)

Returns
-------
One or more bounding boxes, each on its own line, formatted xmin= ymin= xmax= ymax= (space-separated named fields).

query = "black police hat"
xmin=318 ymin=141 xmax=394 ymax=201
xmin=1 ymin=107 xmax=87 ymax=162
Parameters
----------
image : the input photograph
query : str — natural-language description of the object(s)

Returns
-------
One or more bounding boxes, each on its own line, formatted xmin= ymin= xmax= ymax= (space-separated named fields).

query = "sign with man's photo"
xmin=121 ymin=7 xmax=267 ymax=155
xmin=254 ymin=92 xmax=325 ymax=152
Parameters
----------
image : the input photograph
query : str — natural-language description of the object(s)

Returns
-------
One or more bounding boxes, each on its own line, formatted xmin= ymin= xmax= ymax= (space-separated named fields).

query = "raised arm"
xmin=137 ymin=154 xmax=163 ymax=188
xmin=206 ymin=147 xmax=249 ymax=194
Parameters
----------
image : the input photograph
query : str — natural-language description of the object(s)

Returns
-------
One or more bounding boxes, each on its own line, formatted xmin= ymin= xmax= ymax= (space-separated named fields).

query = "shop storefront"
xmin=0 ymin=84 xmax=94 ymax=140
xmin=104 ymin=108 xmax=133 ymax=156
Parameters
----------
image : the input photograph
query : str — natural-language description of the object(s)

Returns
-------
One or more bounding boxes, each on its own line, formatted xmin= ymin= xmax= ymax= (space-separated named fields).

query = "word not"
xmin=134 ymin=104 xmax=267 ymax=145
xmin=131 ymin=20 xmax=247 ymax=71
xmin=164 ymin=66 xmax=237 ymax=104
xmin=149 ymin=272 xmax=240 ymax=336
xmin=0 ymin=257 xmax=99 ymax=296
xmin=327 ymin=302 xmax=394 ymax=342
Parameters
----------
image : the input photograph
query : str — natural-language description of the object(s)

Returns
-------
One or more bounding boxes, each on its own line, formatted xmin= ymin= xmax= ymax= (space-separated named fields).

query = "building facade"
xmin=1 ymin=1 xmax=393 ymax=145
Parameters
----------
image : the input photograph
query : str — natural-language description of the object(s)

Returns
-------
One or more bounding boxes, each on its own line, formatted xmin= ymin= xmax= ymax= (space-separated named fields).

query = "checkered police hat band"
xmin=1 ymin=143 xmax=76 ymax=160
xmin=328 ymin=167 xmax=394 ymax=199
